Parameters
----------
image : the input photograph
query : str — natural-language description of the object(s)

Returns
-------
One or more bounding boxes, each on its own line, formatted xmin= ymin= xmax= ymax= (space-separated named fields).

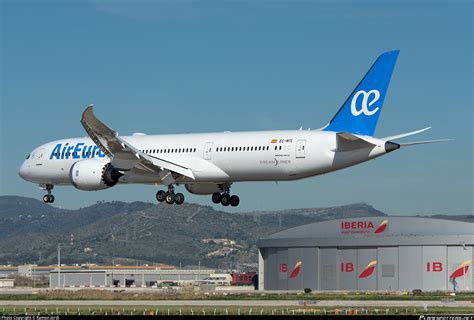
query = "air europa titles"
xmin=49 ymin=142 xmax=106 ymax=160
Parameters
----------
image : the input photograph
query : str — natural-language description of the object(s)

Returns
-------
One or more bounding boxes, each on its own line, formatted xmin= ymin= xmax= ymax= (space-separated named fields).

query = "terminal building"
xmin=49 ymin=266 xmax=215 ymax=288
xmin=257 ymin=217 xmax=473 ymax=291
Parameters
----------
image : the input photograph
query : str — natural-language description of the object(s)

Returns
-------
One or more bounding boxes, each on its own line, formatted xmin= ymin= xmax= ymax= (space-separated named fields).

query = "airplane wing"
xmin=80 ymin=105 xmax=195 ymax=182
xmin=382 ymin=127 xmax=431 ymax=141
xmin=381 ymin=127 xmax=453 ymax=147
xmin=398 ymin=139 xmax=454 ymax=147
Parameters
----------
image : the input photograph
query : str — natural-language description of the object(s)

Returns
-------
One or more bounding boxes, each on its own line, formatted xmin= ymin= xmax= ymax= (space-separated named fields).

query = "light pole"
xmin=57 ymin=243 xmax=61 ymax=289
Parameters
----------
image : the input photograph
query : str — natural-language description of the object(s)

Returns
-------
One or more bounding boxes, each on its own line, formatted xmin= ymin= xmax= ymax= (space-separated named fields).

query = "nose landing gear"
xmin=40 ymin=184 xmax=55 ymax=203
xmin=156 ymin=185 xmax=184 ymax=205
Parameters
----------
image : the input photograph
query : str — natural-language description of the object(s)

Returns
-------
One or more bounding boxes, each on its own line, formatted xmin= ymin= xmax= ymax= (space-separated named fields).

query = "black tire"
xmin=156 ymin=190 xmax=166 ymax=202
xmin=174 ymin=193 xmax=185 ymax=205
xmin=221 ymin=194 xmax=230 ymax=206
xmin=230 ymin=195 xmax=239 ymax=207
xmin=211 ymin=192 xmax=221 ymax=204
xmin=165 ymin=192 xmax=175 ymax=204
xmin=49 ymin=195 xmax=55 ymax=203
xmin=43 ymin=195 xmax=50 ymax=203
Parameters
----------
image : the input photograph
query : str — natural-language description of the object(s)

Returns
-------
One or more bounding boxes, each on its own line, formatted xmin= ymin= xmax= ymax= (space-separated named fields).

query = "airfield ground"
xmin=0 ymin=289 xmax=473 ymax=316
xmin=0 ymin=304 xmax=472 ymax=316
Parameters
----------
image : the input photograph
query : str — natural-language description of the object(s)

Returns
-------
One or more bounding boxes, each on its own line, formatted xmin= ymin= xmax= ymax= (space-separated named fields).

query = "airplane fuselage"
xmin=19 ymin=130 xmax=388 ymax=187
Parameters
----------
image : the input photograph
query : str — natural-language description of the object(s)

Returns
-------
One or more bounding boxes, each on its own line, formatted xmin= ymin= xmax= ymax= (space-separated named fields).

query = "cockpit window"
xmin=26 ymin=154 xmax=30 ymax=159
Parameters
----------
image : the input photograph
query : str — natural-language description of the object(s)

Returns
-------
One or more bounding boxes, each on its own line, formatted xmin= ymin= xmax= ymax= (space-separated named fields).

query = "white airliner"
xmin=19 ymin=50 xmax=449 ymax=206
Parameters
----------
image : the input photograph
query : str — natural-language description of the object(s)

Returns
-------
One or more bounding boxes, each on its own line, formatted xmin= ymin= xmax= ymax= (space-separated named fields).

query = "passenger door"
xmin=203 ymin=142 xmax=213 ymax=160
xmin=296 ymin=140 xmax=306 ymax=158
xmin=35 ymin=148 xmax=46 ymax=165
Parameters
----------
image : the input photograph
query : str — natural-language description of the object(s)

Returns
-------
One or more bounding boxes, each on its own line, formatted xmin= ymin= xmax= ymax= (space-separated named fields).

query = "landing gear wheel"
xmin=156 ymin=190 xmax=166 ymax=202
xmin=165 ymin=192 xmax=175 ymax=204
xmin=41 ymin=184 xmax=54 ymax=203
xmin=221 ymin=194 xmax=231 ymax=206
xmin=211 ymin=192 xmax=222 ymax=204
xmin=229 ymin=195 xmax=239 ymax=207
xmin=174 ymin=193 xmax=185 ymax=205
xmin=43 ymin=194 xmax=54 ymax=203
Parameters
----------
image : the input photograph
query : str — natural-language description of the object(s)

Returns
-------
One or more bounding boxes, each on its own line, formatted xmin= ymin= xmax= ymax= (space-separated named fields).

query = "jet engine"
xmin=70 ymin=159 xmax=123 ymax=191
xmin=185 ymin=183 xmax=221 ymax=195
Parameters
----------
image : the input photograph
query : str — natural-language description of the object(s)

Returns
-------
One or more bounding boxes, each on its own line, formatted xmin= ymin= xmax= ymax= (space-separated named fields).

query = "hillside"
xmin=0 ymin=195 xmax=434 ymax=270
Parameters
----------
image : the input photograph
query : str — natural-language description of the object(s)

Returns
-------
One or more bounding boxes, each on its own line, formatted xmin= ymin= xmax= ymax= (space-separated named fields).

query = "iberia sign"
xmin=340 ymin=219 xmax=388 ymax=235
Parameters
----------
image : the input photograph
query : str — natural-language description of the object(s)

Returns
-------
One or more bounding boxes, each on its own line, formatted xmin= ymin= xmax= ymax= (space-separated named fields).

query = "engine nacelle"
xmin=70 ymin=159 xmax=122 ymax=191
xmin=185 ymin=183 xmax=221 ymax=195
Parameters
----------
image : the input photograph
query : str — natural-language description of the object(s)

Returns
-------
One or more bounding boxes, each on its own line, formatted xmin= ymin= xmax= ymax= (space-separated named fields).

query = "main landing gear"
xmin=41 ymin=184 xmax=55 ymax=203
xmin=156 ymin=185 xmax=184 ymax=205
xmin=211 ymin=186 xmax=239 ymax=207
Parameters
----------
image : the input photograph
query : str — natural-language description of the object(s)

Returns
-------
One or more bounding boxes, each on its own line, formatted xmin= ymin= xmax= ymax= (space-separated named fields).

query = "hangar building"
xmin=257 ymin=217 xmax=473 ymax=291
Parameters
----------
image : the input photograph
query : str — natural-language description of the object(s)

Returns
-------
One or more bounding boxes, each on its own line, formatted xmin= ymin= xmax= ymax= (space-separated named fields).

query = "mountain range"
xmin=0 ymin=196 xmax=470 ymax=270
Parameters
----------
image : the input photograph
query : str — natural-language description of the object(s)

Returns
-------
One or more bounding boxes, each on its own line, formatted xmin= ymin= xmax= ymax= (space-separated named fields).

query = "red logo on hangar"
xmin=359 ymin=260 xmax=377 ymax=279
xmin=340 ymin=219 xmax=388 ymax=234
xmin=450 ymin=260 xmax=471 ymax=279
xmin=289 ymin=261 xmax=302 ymax=279
xmin=278 ymin=261 xmax=302 ymax=279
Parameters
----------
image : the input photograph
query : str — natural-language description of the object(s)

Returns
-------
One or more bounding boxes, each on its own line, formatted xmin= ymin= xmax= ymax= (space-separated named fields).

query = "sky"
xmin=1 ymin=0 xmax=472 ymax=215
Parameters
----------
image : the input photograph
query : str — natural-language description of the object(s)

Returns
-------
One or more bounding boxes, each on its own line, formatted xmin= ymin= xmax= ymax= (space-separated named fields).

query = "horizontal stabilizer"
xmin=382 ymin=127 xmax=431 ymax=141
xmin=399 ymin=139 xmax=454 ymax=147
xmin=336 ymin=132 xmax=376 ymax=152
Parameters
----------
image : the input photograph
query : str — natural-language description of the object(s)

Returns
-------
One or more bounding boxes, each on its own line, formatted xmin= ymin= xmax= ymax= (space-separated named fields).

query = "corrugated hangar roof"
xmin=258 ymin=217 xmax=474 ymax=248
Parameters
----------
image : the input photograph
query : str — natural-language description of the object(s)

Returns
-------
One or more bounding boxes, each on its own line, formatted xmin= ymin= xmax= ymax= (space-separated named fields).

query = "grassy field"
xmin=0 ymin=305 xmax=472 ymax=316
xmin=0 ymin=289 xmax=473 ymax=301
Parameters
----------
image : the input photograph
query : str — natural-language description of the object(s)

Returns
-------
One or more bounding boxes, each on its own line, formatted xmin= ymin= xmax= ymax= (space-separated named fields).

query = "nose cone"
xmin=19 ymin=161 xmax=28 ymax=180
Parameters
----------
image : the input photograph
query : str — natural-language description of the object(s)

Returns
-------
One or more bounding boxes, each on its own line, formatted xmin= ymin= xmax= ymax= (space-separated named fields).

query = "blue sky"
xmin=1 ymin=0 xmax=472 ymax=215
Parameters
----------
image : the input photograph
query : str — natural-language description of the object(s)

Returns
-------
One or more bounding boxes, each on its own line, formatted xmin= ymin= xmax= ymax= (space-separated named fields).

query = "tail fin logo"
xmin=351 ymin=89 xmax=380 ymax=116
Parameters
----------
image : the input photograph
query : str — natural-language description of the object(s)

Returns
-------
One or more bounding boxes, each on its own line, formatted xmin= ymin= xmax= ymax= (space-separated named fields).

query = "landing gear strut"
xmin=156 ymin=185 xmax=184 ymax=205
xmin=211 ymin=185 xmax=239 ymax=207
xmin=41 ymin=184 xmax=55 ymax=203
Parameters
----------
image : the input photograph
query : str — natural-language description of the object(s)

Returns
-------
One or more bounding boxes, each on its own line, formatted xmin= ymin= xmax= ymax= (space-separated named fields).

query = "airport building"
xmin=49 ymin=266 xmax=215 ymax=288
xmin=257 ymin=217 xmax=473 ymax=291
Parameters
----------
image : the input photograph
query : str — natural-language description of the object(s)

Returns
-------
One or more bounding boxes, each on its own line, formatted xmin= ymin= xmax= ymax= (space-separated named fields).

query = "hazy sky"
xmin=1 ymin=0 xmax=472 ymax=215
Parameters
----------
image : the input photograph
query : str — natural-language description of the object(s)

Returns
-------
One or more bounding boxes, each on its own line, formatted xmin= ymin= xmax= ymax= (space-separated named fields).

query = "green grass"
xmin=0 ymin=305 xmax=472 ymax=316
xmin=209 ymin=292 xmax=474 ymax=301
xmin=0 ymin=289 xmax=473 ymax=301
